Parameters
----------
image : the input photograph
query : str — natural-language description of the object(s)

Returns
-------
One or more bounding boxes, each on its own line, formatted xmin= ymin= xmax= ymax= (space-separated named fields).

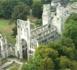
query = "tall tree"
xmin=20 ymin=0 xmax=33 ymax=6
xmin=64 ymin=13 xmax=77 ymax=48
xmin=32 ymin=1 xmax=42 ymax=18
xmin=41 ymin=0 xmax=52 ymax=4
xmin=0 ymin=0 xmax=18 ymax=19
xmin=11 ymin=2 xmax=30 ymax=21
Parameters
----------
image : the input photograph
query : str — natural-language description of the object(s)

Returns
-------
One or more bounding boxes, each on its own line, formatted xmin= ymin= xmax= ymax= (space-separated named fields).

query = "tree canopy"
xmin=64 ymin=13 xmax=77 ymax=48
xmin=22 ymin=37 xmax=77 ymax=70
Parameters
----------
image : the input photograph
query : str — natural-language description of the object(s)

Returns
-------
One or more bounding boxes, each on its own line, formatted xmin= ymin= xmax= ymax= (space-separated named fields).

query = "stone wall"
xmin=0 ymin=34 xmax=8 ymax=58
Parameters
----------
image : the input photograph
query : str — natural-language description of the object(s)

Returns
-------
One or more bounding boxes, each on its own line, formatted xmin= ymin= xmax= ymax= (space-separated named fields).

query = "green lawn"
xmin=0 ymin=19 xmax=16 ymax=45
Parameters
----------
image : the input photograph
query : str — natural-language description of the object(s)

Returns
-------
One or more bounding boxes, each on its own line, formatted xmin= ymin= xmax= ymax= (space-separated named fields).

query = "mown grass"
xmin=0 ymin=19 xmax=16 ymax=45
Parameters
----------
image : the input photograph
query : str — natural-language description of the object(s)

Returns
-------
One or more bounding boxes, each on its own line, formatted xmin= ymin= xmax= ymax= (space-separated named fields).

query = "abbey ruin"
xmin=15 ymin=0 xmax=77 ymax=60
xmin=0 ymin=0 xmax=77 ymax=60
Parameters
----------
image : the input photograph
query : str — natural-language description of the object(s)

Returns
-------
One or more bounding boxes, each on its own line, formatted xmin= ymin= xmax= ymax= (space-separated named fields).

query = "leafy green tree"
xmin=59 ymin=56 xmax=72 ymax=70
xmin=0 ymin=1 xmax=4 ymax=18
xmin=71 ymin=61 xmax=77 ymax=70
xmin=22 ymin=54 xmax=55 ymax=70
xmin=21 ymin=12 xmax=77 ymax=70
xmin=70 ymin=0 xmax=77 ymax=2
xmin=40 ymin=57 xmax=54 ymax=70
xmin=0 ymin=0 xmax=18 ymax=19
xmin=20 ymin=0 xmax=33 ymax=6
xmin=35 ymin=19 xmax=42 ymax=26
xmin=48 ymin=37 xmax=76 ymax=60
xmin=32 ymin=1 xmax=42 ymax=18
xmin=22 ymin=45 xmax=58 ymax=70
xmin=59 ymin=56 xmax=77 ymax=70
xmin=11 ymin=2 xmax=30 ymax=37
xmin=0 ymin=0 xmax=33 ymax=19
xmin=64 ymin=13 xmax=77 ymax=48
xmin=22 ymin=38 xmax=77 ymax=70
xmin=35 ymin=45 xmax=59 ymax=60
xmin=41 ymin=0 xmax=52 ymax=4
xmin=11 ymin=2 xmax=30 ymax=21
xmin=12 ymin=25 xmax=17 ymax=37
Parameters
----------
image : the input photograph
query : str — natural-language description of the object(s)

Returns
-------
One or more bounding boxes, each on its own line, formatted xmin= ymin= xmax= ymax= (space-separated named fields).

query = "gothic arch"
xmin=21 ymin=39 xmax=28 ymax=60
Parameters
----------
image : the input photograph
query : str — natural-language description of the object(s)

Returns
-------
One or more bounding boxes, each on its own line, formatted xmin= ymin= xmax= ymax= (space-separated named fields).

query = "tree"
xmin=35 ymin=45 xmax=59 ymax=60
xmin=22 ymin=50 xmax=55 ymax=70
xmin=64 ymin=13 xmax=77 ymax=48
xmin=47 ymin=37 xmax=76 ymax=60
xmin=0 ymin=0 xmax=33 ymax=19
xmin=0 ymin=1 xmax=4 ymax=18
xmin=11 ymin=2 xmax=30 ymax=21
xmin=40 ymin=57 xmax=54 ymax=70
xmin=22 ymin=37 xmax=77 ymax=70
xmin=35 ymin=19 xmax=42 ymax=26
xmin=59 ymin=56 xmax=77 ymax=70
xmin=0 ymin=0 xmax=19 ymax=19
xmin=11 ymin=2 xmax=30 ymax=37
xmin=32 ymin=1 xmax=42 ymax=18
xmin=20 ymin=0 xmax=33 ymax=6
xmin=41 ymin=0 xmax=52 ymax=4
xmin=12 ymin=25 xmax=17 ymax=37
xmin=59 ymin=56 xmax=72 ymax=70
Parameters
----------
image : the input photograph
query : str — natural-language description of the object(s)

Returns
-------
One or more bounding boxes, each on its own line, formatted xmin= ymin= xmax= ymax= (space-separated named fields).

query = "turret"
xmin=42 ymin=4 xmax=51 ymax=25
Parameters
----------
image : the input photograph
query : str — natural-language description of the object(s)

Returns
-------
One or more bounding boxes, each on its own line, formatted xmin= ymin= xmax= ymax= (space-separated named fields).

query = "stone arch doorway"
xmin=21 ymin=39 xmax=28 ymax=60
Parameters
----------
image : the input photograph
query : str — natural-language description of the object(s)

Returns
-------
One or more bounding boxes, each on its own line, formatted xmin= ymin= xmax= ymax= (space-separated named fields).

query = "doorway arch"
xmin=21 ymin=39 xmax=28 ymax=60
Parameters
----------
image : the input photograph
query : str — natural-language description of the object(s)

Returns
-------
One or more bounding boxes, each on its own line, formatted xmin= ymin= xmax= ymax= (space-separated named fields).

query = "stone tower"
xmin=15 ymin=19 xmax=31 ymax=60
xmin=42 ymin=4 xmax=51 ymax=25
xmin=42 ymin=0 xmax=70 ymax=34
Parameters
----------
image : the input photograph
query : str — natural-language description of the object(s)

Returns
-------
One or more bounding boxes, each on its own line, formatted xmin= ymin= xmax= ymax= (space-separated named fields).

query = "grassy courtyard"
xmin=0 ymin=19 xmax=16 ymax=44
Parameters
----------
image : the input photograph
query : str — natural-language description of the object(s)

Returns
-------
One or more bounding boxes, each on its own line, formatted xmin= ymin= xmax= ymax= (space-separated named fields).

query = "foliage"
xmin=35 ymin=45 xmax=58 ymax=60
xmin=70 ymin=0 xmax=77 ymax=2
xmin=34 ymin=19 xmax=42 ymax=26
xmin=12 ymin=25 xmax=17 ymax=37
xmin=0 ymin=0 xmax=43 ymax=42
xmin=41 ymin=0 xmax=52 ymax=4
xmin=0 ymin=0 xmax=42 ymax=19
xmin=11 ymin=2 xmax=30 ymax=37
xmin=11 ymin=2 xmax=30 ymax=21
xmin=64 ymin=13 xmax=77 ymax=48
xmin=22 ymin=36 xmax=77 ymax=70
xmin=0 ymin=19 xmax=16 ymax=44
xmin=59 ymin=56 xmax=72 ymax=70
xmin=32 ymin=1 xmax=42 ymax=18
xmin=19 ymin=0 xmax=33 ymax=6
xmin=22 ymin=53 xmax=55 ymax=70
xmin=0 ymin=0 xmax=19 ymax=19
xmin=24 ymin=13 xmax=77 ymax=70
